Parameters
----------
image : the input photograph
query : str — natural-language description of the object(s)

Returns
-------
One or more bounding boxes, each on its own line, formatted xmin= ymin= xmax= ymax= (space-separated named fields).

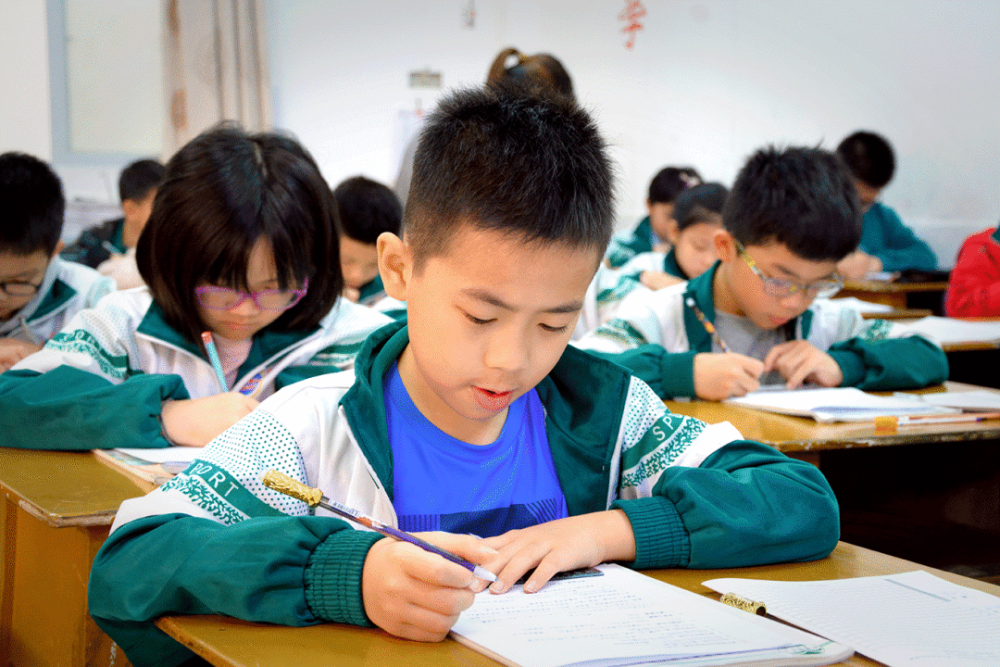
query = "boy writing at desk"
xmin=577 ymin=146 xmax=948 ymax=400
xmin=89 ymin=86 xmax=839 ymax=667
xmin=0 ymin=152 xmax=115 ymax=371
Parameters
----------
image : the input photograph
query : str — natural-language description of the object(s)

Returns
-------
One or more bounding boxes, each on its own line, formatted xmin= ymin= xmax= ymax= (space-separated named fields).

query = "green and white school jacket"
xmin=0 ymin=256 xmax=115 ymax=344
xmin=573 ymin=262 xmax=645 ymax=340
xmin=0 ymin=287 xmax=391 ymax=450
xmin=88 ymin=322 xmax=839 ymax=667
xmin=576 ymin=263 xmax=949 ymax=399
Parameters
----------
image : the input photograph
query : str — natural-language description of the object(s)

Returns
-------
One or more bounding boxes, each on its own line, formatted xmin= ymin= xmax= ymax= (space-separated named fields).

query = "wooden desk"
xmin=665 ymin=381 xmax=1000 ymax=459
xmin=155 ymin=542 xmax=999 ymax=667
xmin=859 ymin=307 xmax=932 ymax=320
xmin=0 ymin=449 xmax=149 ymax=667
xmin=836 ymin=279 xmax=949 ymax=313
xmin=667 ymin=383 xmax=1000 ymax=577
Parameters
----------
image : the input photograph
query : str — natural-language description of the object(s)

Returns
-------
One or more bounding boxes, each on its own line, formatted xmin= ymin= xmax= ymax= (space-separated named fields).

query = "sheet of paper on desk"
xmin=828 ymin=296 xmax=894 ymax=313
xmin=911 ymin=390 xmax=1000 ymax=412
xmin=703 ymin=570 xmax=1000 ymax=667
xmin=450 ymin=563 xmax=852 ymax=667
xmin=895 ymin=316 xmax=1000 ymax=344
xmin=726 ymin=386 xmax=957 ymax=422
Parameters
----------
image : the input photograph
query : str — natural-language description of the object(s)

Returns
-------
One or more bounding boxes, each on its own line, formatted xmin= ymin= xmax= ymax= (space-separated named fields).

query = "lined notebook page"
xmin=703 ymin=570 xmax=1000 ymax=667
xmin=451 ymin=564 xmax=851 ymax=667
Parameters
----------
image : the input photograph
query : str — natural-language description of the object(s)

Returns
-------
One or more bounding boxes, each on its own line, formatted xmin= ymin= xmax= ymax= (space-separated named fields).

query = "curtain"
xmin=163 ymin=0 xmax=272 ymax=155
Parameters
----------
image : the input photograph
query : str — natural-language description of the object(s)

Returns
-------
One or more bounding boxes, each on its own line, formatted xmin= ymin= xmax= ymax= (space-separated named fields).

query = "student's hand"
xmin=478 ymin=510 xmax=635 ymax=596
xmin=639 ymin=271 xmax=684 ymax=291
xmin=361 ymin=533 xmax=498 ymax=641
xmin=160 ymin=394 xmax=260 ymax=446
xmin=0 ymin=339 xmax=43 ymax=372
xmin=692 ymin=352 xmax=764 ymax=400
xmin=836 ymin=251 xmax=883 ymax=281
xmin=342 ymin=286 xmax=361 ymax=303
xmin=763 ymin=340 xmax=843 ymax=389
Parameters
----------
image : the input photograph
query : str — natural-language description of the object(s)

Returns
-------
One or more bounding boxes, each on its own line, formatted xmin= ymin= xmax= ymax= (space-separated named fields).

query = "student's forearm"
xmin=0 ymin=366 xmax=186 ymax=450
xmin=614 ymin=441 xmax=839 ymax=569
xmin=829 ymin=336 xmax=948 ymax=390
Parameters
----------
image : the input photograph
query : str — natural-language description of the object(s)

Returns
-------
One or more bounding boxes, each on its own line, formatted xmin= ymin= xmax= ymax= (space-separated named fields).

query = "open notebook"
xmin=450 ymin=563 xmax=852 ymax=667
xmin=725 ymin=386 xmax=959 ymax=423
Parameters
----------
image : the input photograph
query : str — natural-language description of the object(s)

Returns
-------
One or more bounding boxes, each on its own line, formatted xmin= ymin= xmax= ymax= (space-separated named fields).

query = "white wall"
xmin=268 ymin=0 xmax=1000 ymax=267
xmin=2 ymin=1 xmax=997 ymax=264
xmin=0 ymin=0 xmax=52 ymax=159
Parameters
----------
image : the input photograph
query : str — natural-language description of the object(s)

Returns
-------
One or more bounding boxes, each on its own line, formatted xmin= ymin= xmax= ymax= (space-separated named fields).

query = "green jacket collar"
xmin=357 ymin=275 xmax=385 ymax=303
xmin=682 ymin=262 xmax=811 ymax=349
xmin=662 ymin=249 xmax=686 ymax=279
xmin=136 ymin=301 xmax=321 ymax=374
xmin=682 ymin=264 xmax=718 ymax=352
xmin=29 ymin=277 xmax=76 ymax=321
xmin=341 ymin=321 xmax=634 ymax=515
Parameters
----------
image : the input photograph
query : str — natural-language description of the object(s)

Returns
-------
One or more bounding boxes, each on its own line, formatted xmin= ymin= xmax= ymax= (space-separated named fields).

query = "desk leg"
xmin=1 ymin=498 xmax=16 ymax=667
xmin=7 ymin=507 xmax=131 ymax=667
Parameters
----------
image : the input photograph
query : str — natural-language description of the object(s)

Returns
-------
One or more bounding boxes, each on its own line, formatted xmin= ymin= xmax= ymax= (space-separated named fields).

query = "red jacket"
xmin=945 ymin=226 xmax=1000 ymax=317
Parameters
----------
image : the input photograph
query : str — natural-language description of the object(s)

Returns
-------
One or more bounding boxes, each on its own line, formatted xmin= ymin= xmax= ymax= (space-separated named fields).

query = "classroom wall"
xmin=267 ymin=0 xmax=1000 ymax=267
xmin=2 ymin=1 xmax=998 ymax=266
xmin=0 ymin=0 xmax=52 ymax=160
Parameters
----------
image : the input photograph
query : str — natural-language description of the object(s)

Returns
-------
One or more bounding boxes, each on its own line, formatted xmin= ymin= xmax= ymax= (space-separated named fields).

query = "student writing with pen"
xmin=0 ymin=125 xmax=390 ymax=450
xmin=87 ymin=85 xmax=839 ymax=667
xmin=577 ymin=146 xmax=948 ymax=401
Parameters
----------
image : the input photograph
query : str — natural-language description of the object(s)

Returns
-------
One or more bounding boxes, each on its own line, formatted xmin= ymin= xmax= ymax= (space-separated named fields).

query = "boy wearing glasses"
xmin=577 ymin=146 xmax=948 ymax=401
xmin=0 ymin=152 xmax=115 ymax=372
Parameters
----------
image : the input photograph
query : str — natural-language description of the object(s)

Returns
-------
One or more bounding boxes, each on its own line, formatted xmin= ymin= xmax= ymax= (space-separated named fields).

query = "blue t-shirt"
xmin=384 ymin=362 xmax=568 ymax=537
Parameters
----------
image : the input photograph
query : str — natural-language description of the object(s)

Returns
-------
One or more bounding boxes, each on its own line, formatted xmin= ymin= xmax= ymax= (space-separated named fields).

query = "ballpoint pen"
xmin=262 ymin=470 xmax=497 ymax=582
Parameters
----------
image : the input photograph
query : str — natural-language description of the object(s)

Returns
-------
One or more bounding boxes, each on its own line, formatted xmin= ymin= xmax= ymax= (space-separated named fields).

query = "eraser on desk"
xmin=874 ymin=416 xmax=898 ymax=434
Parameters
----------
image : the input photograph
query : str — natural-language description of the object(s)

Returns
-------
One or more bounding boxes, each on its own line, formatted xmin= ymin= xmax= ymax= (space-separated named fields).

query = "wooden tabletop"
xmin=0 ymin=448 xmax=147 ymax=527
xmin=665 ymin=382 xmax=1000 ymax=453
xmin=157 ymin=542 xmax=999 ymax=667
xmin=840 ymin=280 xmax=950 ymax=294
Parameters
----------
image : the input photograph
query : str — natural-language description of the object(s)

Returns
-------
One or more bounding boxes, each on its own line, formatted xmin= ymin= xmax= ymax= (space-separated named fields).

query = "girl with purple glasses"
xmin=0 ymin=125 xmax=390 ymax=451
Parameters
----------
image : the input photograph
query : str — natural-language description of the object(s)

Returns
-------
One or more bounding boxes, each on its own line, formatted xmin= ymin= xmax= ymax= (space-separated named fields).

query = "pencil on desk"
xmin=261 ymin=470 xmax=498 ymax=582
xmin=686 ymin=297 xmax=730 ymax=353
xmin=201 ymin=331 xmax=228 ymax=392
xmin=897 ymin=411 xmax=1000 ymax=426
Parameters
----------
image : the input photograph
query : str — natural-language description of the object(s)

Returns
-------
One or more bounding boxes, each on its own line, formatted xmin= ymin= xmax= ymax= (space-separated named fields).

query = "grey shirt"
xmin=713 ymin=311 xmax=786 ymax=386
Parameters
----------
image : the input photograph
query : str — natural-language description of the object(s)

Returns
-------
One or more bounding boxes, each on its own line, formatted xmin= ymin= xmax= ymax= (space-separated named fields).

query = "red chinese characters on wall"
xmin=619 ymin=0 xmax=646 ymax=50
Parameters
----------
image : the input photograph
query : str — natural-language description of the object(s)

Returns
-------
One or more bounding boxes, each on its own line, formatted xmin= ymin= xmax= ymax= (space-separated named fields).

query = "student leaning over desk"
xmin=577 ymin=146 xmax=948 ymax=401
xmin=0 ymin=152 xmax=116 ymax=372
xmin=87 ymin=85 xmax=838 ymax=667
xmin=0 ymin=125 xmax=390 ymax=451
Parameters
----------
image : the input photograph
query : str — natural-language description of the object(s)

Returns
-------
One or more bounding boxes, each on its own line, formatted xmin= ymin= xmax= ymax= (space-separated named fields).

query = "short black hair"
xmin=673 ymin=182 xmax=728 ymax=231
xmin=118 ymin=158 xmax=165 ymax=202
xmin=835 ymin=131 xmax=895 ymax=188
xmin=648 ymin=166 xmax=701 ymax=204
xmin=0 ymin=152 xmax=65 ymax=256
xmin=136 ymin=124 xmax=342 ymax=347
xmin=723 ymin=146 xmax=861 ymax=261
xmin=405 ymin=83 xmax=614 ymax=269
xmin=333 ymin=176 xmax=402 ymax=245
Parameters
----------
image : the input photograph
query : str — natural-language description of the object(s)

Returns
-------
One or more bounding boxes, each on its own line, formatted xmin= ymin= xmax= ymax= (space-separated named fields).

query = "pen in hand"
xmin=261 ymin=470 xmax=498 ymax=582
xmin=201 ymin=331 xmax=229 ymax=392
xmin=686 ymin=297 xmax=730 ymax=353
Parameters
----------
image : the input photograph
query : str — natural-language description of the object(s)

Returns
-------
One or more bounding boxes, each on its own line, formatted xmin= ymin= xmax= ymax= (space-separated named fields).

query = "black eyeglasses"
xmin=0 ymin=280 xmax=42 ymax=298
xmin=735 ymin=241 xmax=843 ymax=299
